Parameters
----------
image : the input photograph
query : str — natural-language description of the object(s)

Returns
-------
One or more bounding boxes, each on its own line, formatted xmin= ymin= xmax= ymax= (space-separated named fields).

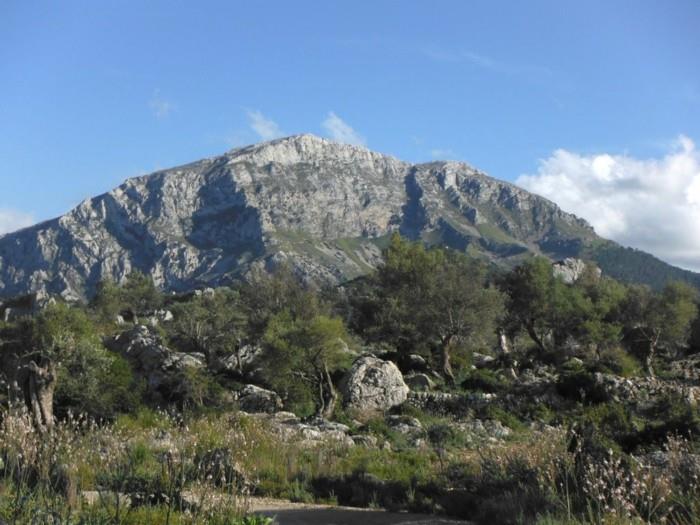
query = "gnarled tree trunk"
xmin=20 ymin=358 xmax=56 ymax=434
xmin=317 ymin=361 xmax=338 ymax=419
xmin=440 ymin=335 xmax=456 ymax=386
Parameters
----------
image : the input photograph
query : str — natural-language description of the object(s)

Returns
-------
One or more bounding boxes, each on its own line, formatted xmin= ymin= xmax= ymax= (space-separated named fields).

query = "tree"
xmin=18 ymin=303 xmax=100 ymax=432
xmin=90 ymin=271 xmax=163 ymax=322
xmin=359 ymin=234 xmax=504 ymax=384
xmin=238 ymin=265 xmax=321 ymax=344
xmin=622 ymin=281 xmax=698 ymax=376
xmin=500 ymin=257 xmax=564 ymax=352
xmin=499 ymin=257 xmax=623 ymax=356
xmin=261 ymin=313 xmax=350 ymax=418
xmin=168 ymin=288 xmax=248 ymax=373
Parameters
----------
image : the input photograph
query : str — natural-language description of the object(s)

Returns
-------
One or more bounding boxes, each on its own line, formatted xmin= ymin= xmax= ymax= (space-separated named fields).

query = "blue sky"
xmin=2 ymin=1 xmax=700 ymax=268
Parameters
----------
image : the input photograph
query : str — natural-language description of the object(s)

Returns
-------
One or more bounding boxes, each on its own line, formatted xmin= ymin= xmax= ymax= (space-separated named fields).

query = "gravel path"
xmin=249 ymin=498 xmax=472 ymax=525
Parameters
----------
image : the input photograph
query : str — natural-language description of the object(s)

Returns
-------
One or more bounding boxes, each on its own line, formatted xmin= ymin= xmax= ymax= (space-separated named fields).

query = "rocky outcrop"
xmin=552 ymin=258 xmax=601 ymax=284
xmin=0 ymin=134 xmax=604 ymax=300
xmin=592 ymin=373 xmax=700 ymax=407
xmin=242 ymin=411 xmax=355 ymax=448
xmin=105 ymin=325 xmax=205 ymax=397
xmin=341 ymin=355 xmax=409 ymax=412
xmin=235 ymin=384 xmax=283 ymax=414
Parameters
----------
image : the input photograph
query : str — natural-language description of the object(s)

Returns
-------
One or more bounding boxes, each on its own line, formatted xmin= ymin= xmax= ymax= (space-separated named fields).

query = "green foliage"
xmin=593 ymin=347 xmax=641 ymax=377
xmin=622 ymin=281 xmax=698 ymax=374
xmin=355 ymin=234 xmax=504 ymax=381
xmin=32 ymin=302 xmax=99 ymax=357
xmin=461 ymin=368 xmax=510 ymax=394
xmin=556 ymin=368 xmax=610 ymax=404
xmin=261 ymin=312 xmax=351 ymax=417
xmin=91 ymin=271 xmax=162 ymax=320
xmin=168 ymin=288 xmax=247 ymax=369
xmin=55 ymin=343 xmax=143 ymax=420
xmin=500 ymin=259 xmax=629 ymax=361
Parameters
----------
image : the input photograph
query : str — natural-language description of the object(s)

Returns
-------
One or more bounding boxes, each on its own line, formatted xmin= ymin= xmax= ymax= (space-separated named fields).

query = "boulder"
xmin=454 ymin=419 xmax=511 ymax=442
xmin=236 ymin=385 xmax=283 ymax=414
xmin=386 ymin=415 xmax=424 ymax=436
xmin=241 ymin=412 xmax=354 ymax=448
xmin=105 ymin=325 xmax=205 ymax=395
xmin=552 ymin=258 xmax=600 ymax=284
xmin=472 ymin=352 xmax=495 ymax=368
xmin=404 ymin=373 xmax=434 ymax=391
xmin=341 ymin=355 xmax=409 ymax=412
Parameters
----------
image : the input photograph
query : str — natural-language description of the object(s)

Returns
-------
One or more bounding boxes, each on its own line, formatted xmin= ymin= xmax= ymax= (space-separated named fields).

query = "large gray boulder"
xmin=236 ymin=385 xmax=283 ymax=414
xmin=552 ymin=258 xmax=601 ymax=284
xmin=341 ymin=355 xmax=409 ymax=412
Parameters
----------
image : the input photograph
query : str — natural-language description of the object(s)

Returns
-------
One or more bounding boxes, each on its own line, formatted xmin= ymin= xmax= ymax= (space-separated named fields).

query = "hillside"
xmin=0 ymin=134 xmax=696 ymax=300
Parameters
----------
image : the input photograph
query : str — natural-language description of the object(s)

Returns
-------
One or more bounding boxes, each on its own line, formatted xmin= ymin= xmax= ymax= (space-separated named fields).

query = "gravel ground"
xmin=249 ymin=498 xmax=472 ymax=525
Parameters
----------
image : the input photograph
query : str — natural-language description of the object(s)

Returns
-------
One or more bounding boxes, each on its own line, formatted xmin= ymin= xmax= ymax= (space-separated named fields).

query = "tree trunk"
xmin=440 ymin=336 xmax=456 ymax=385
xmin=21 ymin=358 xmax=56 ymax=434
xmin=526 ymin=323 xmax=547 ymax=353
xmin=318 ymin=361 xmax=337 ymax=420
xmin=645 ymin=337 xmax=658 ymax=378
xmin=497 ymin=330 xmax=510 ymax=354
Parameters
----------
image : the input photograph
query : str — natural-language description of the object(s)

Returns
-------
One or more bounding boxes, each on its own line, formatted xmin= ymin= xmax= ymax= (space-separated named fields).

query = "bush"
xmin=593 ymin=347 xmax=641 ymax=377
xmin=462 ymin=368 xmax=510 ymax=394
xmin=556 ymin=368 xmax=610 ymax=404
xmin=55 ymin=344 xmax=144 ymax=420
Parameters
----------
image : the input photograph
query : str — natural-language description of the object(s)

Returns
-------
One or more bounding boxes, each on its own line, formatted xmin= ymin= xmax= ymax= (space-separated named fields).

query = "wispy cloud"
xmin=517 ymin=135 xmax=700 ymax=272
xmin=321 ymin=112 xmax=365 ymax=146
xmin=149 ymin=89 xmax=174 ymax=119
xmin=0 ymin=208 xmax=35 ymax=235
xmin=247 ymin=110 xmax=284 ymax=141
xmin=430 ymin=148 xmax=457 ymax=160
xmin=421 ymin=45 xmax=552 ymax=78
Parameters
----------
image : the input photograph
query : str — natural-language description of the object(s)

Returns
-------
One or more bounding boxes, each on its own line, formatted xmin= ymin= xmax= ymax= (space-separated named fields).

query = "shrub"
xmin=556 ymin=368 xmax=610 ymax=404
xmin=462 ymin=368 xmax=510 ymax=394
xmin=55 ymin=344 xmax=143 ymax=420
xmin=593 ymin=347 xmax=641 ymax=377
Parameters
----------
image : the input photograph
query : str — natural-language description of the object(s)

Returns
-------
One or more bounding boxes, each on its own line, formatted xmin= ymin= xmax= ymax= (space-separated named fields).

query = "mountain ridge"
xmin=0 ymin=134 xmax=697 ymax=300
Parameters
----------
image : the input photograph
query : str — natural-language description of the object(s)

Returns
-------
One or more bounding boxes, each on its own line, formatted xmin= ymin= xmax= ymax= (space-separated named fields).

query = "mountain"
xmin=1 ymin=134 xmax=698 ymax=300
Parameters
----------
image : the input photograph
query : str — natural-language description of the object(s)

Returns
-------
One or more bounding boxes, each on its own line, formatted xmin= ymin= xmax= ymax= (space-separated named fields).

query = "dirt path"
xmin=249 ymin=498 xmax=472 ymax=525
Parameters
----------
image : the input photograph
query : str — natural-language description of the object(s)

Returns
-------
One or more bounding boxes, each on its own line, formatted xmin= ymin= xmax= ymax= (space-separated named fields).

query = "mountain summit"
xmin=0 ymin=134 xmax=697 ymax=300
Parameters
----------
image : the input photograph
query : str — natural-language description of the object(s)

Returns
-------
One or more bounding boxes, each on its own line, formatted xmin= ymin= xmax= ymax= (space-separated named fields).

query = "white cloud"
xmin=321 ymin=112 xmax=365 ymax=146
xmin=0 ymin=209 xmax=35 ymax=235
xmin=516 ymin=135 xmax=700 ymax=272
xmin=430 ymin=148 xmax=456 ymax=160
xmin=247 ymin=110 xmax=283 ymax=141
xmin=149 ymin=89 xmax=173 ymax=119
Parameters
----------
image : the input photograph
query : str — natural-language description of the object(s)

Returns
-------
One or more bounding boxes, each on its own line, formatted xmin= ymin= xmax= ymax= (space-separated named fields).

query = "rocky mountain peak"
xmin=0 ymin=135 xmax=696 ymax=301
xmin=226 ymin=134 xmax=402 ymax=170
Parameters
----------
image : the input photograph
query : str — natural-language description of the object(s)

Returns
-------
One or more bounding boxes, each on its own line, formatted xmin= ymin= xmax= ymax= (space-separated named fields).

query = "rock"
xmin=217 ymin=345 xmax=263 ymax=376
xmin=105 ymin=325 xmax=205 ymax=397
xmin=351 ymin=434 xmax=378 ymax=447
xmin=154 ymin=309 xmax=174 ymax=322
xmin=593 ymin=372 xmax=700 ymax=407
xmin=386 ymin=415 xmax=424 ymax=441
xmin=236 ymin=385 xmax=283 ymax=414
xmin=552 ymin=258 xmax=600 ymax=284
xmin=406 ymin=354 xmax=428 ymax=370
xmin=341 ymin=355 xmax=409 ymax=412
xmin=455 ymin=419 xmax=511 ymax=441
xmin=472 ymin=352 xmax=495 ymax=368
xmin=242 ymin=412 xmax=354 ymax=448
xmin=407 ymin=391 xmax=496 ymax=416
xmin=404 ymin=373 xmax=434 ymax=391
